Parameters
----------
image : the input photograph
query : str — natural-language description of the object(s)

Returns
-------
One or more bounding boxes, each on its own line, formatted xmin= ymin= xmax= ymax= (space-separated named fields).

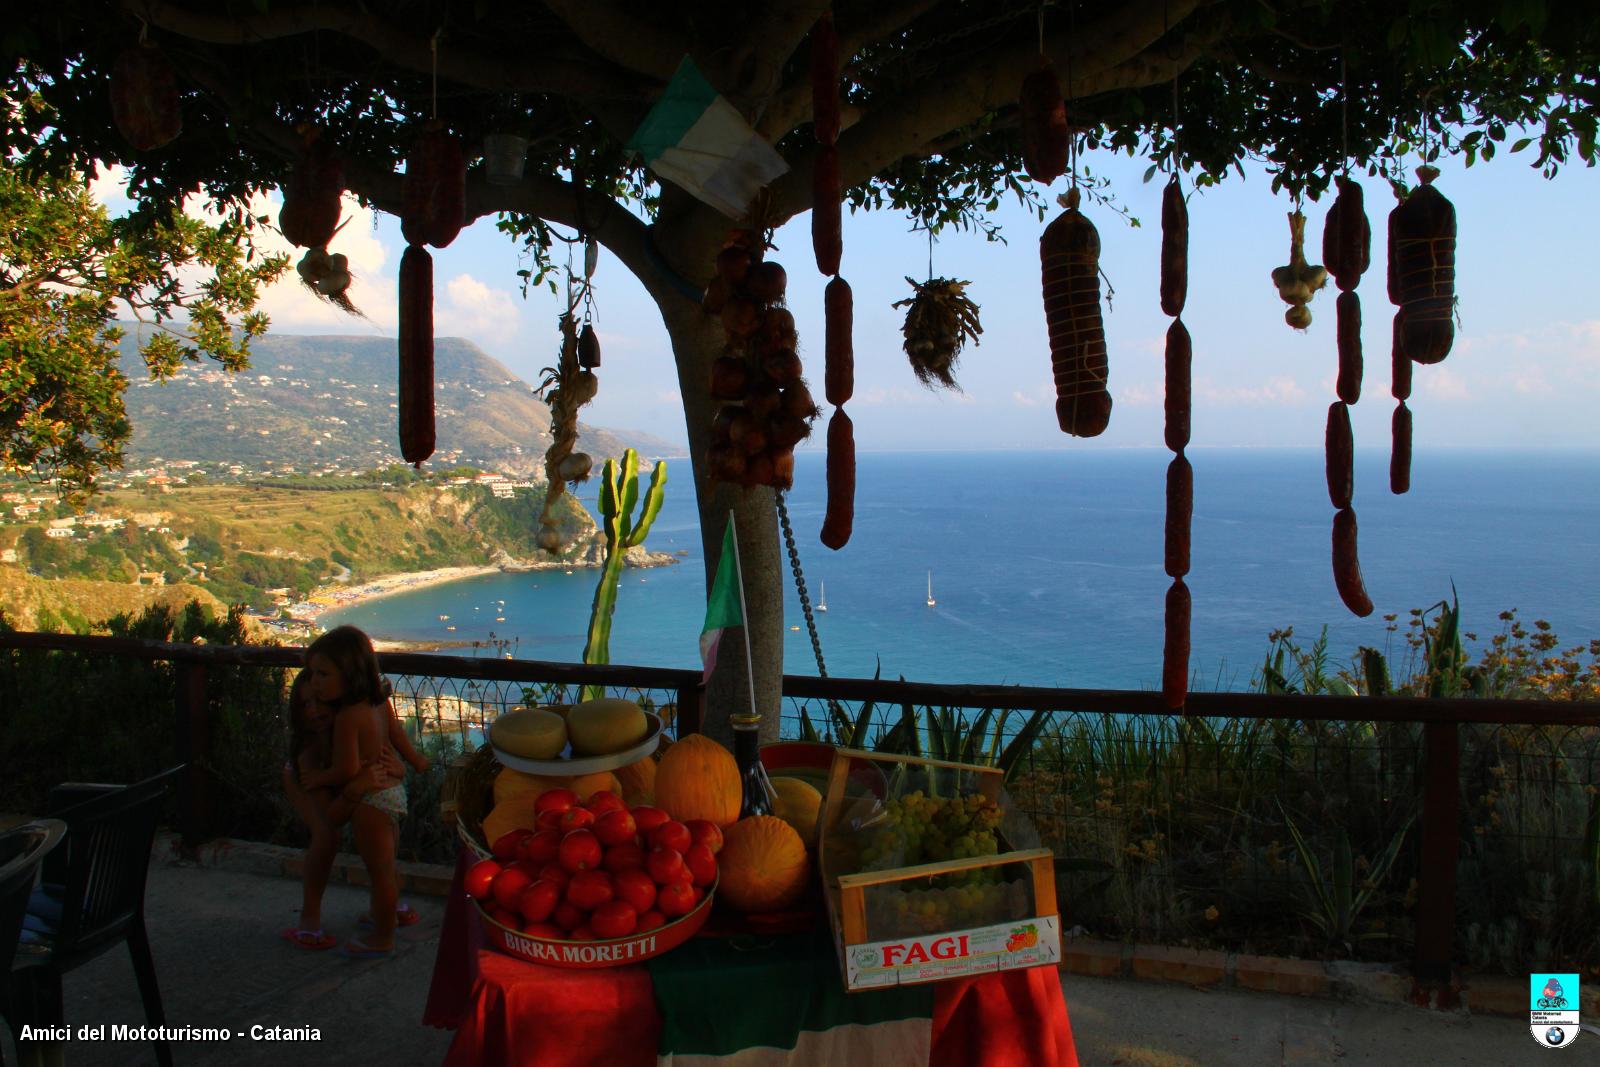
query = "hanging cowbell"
xmin=578 ymin=323 xmax=602 ymax=369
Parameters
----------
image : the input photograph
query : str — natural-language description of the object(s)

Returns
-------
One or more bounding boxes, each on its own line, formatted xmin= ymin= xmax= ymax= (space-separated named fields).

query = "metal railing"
xmin=4 ymin=629 xmax=1599 ymax=1001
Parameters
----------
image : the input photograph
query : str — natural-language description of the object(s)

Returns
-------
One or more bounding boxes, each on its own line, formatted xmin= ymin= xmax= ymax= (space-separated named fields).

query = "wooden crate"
xmin=818 ymin=748 xmax=1060 ymax=991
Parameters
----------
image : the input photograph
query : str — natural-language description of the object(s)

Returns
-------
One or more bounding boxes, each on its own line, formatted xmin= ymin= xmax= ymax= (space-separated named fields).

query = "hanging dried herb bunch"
xmin=893 ymin=276 xmax=982 ymax=390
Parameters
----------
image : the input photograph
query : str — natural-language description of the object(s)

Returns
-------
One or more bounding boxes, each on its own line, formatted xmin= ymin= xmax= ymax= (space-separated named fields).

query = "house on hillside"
xmin=44 ymin=527 xmax=72 ymax=540
xmin=135 ymin=571 xmax=165 ymax=586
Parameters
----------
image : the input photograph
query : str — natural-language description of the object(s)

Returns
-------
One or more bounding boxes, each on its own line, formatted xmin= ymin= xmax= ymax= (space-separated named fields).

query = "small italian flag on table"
xmin=627 ymin=57 xmax=790 ymax=218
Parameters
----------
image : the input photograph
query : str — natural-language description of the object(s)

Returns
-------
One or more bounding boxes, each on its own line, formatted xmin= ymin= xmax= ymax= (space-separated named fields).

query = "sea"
xmin=321 ymin=449 xmax=1600 ymax=692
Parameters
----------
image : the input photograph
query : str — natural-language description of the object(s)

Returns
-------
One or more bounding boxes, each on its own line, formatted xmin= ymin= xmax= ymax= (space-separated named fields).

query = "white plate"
xmin=491 ymin=710 xmax=663 ymax=776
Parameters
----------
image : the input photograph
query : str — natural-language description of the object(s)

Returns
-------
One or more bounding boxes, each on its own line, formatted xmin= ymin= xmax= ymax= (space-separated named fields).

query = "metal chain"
xmin=775 ymin=491 xmax=828 ymax=679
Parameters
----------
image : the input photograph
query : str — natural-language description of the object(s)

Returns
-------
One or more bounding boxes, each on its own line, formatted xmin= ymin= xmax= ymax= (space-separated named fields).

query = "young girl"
xmin=305 ymin=625 xmax=428 ymax=958
xmin=280 ymin=670 xmax=407 ymax=950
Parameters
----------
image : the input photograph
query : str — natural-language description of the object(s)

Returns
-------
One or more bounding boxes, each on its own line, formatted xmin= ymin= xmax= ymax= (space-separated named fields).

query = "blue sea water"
xmin=322 ymin=449 xmax=1600 ymax=691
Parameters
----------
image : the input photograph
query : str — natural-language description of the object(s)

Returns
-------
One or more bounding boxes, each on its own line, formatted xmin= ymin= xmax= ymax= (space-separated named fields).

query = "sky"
xmin=95 ymin=140 xmax=1600 ymax=454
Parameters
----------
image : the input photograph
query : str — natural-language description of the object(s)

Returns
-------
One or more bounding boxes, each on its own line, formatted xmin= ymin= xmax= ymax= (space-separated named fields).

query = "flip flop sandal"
xmin=338 ymin=938 xmax=394 ymax=961
xmin=358 ymin=904 xmax=423 ymax=929
xmin=279 ymin=927 xmax=336 ymax=951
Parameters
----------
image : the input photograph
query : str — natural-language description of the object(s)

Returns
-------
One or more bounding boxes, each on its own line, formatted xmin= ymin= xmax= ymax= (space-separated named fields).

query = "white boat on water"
xmin=926 ymin=571 xmax=936 ymax=608
xmin=439 ymin=614 xmax=449 ymax=621
xmin=817 ymin=581 xmax=827 ymax=613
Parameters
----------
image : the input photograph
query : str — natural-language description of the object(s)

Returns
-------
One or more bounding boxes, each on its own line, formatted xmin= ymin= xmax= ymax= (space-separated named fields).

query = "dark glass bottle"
xmin=731 ymin=713 xmax=773 ymax=817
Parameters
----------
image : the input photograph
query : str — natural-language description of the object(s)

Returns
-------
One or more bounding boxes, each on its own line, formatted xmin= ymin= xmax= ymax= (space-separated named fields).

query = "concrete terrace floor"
xmin=5 ymin=862 xmax=1547 ymax=1067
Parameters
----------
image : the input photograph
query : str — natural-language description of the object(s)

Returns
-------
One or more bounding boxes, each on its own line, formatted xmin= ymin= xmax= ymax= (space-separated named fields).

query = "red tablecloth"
xmin=425 ymin=850 xmax=1077 ymax=1067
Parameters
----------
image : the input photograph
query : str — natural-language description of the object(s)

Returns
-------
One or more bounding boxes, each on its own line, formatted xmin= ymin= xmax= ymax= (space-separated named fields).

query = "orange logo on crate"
xmin=1004 ymin=924 xmax=1039 ymax=952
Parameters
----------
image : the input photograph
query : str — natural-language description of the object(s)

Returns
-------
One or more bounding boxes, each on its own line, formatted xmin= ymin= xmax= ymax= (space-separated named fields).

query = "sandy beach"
xmin=307 ymin=564 xmax=501 ymax=620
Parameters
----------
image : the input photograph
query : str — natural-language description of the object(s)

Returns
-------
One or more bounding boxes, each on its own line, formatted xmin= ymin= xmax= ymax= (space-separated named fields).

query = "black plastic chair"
xmin=1 ymin=819 xmax=66 ymax=1067
xmin=10 ymin=766 xmax=185 ymax=1067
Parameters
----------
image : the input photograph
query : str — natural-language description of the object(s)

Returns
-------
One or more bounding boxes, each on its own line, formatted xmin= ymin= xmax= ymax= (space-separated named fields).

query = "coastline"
xmin=307 ymin=565 xmax=502 ymax=621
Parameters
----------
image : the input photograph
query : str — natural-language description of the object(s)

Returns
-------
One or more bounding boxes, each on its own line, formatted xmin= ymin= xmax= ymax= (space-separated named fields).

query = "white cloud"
xmin=88 ymin=164 xmax=131 ymax=210
xmin=437 ymin=273 xmax=522 ymax=346
xmin=250 ymin=193 xmax=393 ymax=332
xmin=1119 ymin=383 xmax=1161 ymax=407
xmin=1195 ymin=375 xmax=1308 ymax=406
xmin=1011 ymin=389 xmax=1042 ymax=407
xmin=1421 ymin=366 xmax=1469 ymax=400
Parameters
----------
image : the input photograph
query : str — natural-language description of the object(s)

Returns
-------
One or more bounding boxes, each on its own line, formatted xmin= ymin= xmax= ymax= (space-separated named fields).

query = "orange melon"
xmin=480 ymin=792 xmax=540 ymax=846
xmin=492 ymin=768 xmax=620 ymax=808
xmin=718 ymin=815 xmax=810 ymax=912
xmin=655 ymin=734 xmax=741 ymax=829
xmin=770 ymin=777 xmax=823 ymax=848
xmin=615 ymin=755 xmax=658 ymax=806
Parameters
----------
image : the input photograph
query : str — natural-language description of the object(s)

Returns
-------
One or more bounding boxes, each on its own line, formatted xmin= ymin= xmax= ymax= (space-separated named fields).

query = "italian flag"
xmin=627 ymin=57 xmax=790 ymax=218
xmin=698 ymin=517 xmax=744 ymax=683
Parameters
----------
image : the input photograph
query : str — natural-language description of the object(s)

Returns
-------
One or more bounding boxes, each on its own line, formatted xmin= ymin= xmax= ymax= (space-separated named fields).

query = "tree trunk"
xmin=660 ymin=295 xmax=784 ymax=747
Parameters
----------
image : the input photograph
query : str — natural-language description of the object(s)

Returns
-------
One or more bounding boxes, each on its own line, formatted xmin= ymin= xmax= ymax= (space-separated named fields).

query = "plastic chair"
xmin=1 ymin=820 xmax=66 ymax=1067
xmin=10 ymin=766 xmax=185 ymax=1067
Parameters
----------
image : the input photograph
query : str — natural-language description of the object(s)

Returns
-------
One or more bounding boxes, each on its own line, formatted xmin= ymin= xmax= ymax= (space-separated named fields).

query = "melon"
xmin=480 ymin=792 xmax=541 ymax=846
xmin=567 ymin=698 xmax=649 ymax=756
xmin=655 ymin=734 xmax=742 ymax=829
xmin=615 ymin=756 xmax=657 ymax=806
xmin=491 ymin=708 xmax=567 ymax=759
xmin=770 ymin=777 xmax=823 ymax=848
xmin=491 ymin=768 xmax=620 ymax=808
xmin=718 ymin=815 xmax=810 ymax=913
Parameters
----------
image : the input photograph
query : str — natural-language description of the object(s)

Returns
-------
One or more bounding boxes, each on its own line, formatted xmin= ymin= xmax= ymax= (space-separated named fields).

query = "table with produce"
xmin=423 ymin=698 xmax=1078 ymax=1066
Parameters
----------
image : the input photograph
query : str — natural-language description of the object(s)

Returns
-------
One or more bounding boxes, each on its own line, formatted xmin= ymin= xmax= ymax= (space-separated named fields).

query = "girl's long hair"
xmin=305 ymin=625 xmax=385 ymax=708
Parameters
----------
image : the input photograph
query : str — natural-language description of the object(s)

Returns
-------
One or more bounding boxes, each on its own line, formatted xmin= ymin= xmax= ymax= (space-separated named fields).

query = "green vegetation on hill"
xmin=2 ymin=480 xmax=597 ymax=612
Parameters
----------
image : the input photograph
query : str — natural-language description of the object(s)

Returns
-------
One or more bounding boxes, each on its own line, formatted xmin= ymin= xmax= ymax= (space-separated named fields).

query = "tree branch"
xmin=730 ymin=0 xmax=832 ymax=114
xmin=758 ymin=0 xmax=1210 ymax=223
xmin=755 ymin=0 xmax=943 ymax=142
xmin=538 ymin=0 xmax=687 ymax=82
xmin=130 ymin=0 xmax=644 ymax=101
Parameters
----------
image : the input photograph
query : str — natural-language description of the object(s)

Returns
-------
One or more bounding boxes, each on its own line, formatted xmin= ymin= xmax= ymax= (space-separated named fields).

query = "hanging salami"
xmin=824 ymin=277 xmax=853 ymax=407
xmin=402 ymin=126 xmax=466 ymax=249
xmin=110 ymin=44 xmax=181 ymax=151
xmin=1387 ymin=166 xmax=1456 ymax=365
xmin=279 ymin=131 xmax=344 ymax=250
xmin=1162 ymin=579 xmax=1191 ymax=709
xmin=1159 ymin=173 xmax=1193 ymax=709
xmin=812 ymin=144 xmax=843 ymax=277
xmin=1164 ymin=321 xmax=1191 ymax=453
xmin=820 ymin=409 xmax=855 ymax=550
xmin=1020 ymin=60 xmax=1068 ymax=186
xmin=1160 ymin=177 xmax=1188 ymax=317
xmin=1332 ymin=507 xmax=1374 ymax=617
xmin=811 ymin=11 xmax=840 ymax=146
xmin=1391 ymin=403 xmax=1412 ymax=495
xmin=1041 ymin=187 xmax=1111 ymax=436
xmin=398 ymin=246 xmax=435 ymax=467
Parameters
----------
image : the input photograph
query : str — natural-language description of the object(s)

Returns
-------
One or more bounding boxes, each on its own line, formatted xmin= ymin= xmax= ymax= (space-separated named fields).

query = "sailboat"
xmin=816 ymin=581 xmax=827 ymax=613
xmin=926 ymin=571 xmax=936 ymax=608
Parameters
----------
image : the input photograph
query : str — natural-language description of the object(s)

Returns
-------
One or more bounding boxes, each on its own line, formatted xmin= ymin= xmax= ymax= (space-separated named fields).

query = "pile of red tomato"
xmin=465 ymin=786 xmax=721 ymax=941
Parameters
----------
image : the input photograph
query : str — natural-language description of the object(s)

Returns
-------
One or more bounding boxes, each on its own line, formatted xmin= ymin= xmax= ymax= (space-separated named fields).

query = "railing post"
xmin=1413 ymin=720 xmax=1460 ymax=1006
xmin=676 ymin=684 xmax=704 ymax=737
xmin=174 ymin=661 xmax=210 ymax=853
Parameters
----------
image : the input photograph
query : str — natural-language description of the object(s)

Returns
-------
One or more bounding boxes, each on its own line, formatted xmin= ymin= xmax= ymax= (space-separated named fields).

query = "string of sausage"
xmin=1386 ymin=166 xmax=1455 ymax=497
xmin=812 ymin=9 xmax=854 ymax=551
xmin=1322 ymin=177 xmax=1373 ymax=617
xmin=1160 ymin=176 xmax=1191 ymax=709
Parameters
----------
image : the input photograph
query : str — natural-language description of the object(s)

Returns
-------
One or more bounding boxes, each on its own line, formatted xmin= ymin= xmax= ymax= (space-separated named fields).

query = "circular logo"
xmin=1547 ymin=1027 xmax=1567 ymax=1046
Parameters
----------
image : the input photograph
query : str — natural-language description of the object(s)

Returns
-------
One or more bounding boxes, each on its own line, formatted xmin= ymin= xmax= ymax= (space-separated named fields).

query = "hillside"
xmin=116 ymin=329 xmax=682 ymax=477
xmin=0 ymin=567 xmax=233 ymax=633
xmin=0 ymin=480 xmax=621 ymax=614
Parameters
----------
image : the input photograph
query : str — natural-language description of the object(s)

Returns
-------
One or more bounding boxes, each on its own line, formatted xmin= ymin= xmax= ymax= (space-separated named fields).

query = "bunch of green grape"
xmin=857 ymin=790 xmax=1003 ymax=876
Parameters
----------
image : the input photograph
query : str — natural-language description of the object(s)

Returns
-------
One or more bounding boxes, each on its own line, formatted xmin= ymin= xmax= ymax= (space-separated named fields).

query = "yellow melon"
xmin=770 ymin=777 xmax=823 ymax=848
xmin=567 ymin=697 xmax=649 ymax=756
xmin=655 ymin=734 xmax=742 ymax=828
xmin=718 ymin=815 xmax=810 ymax=913
xmin=491 ymin=768 xmax=620 ymax=808
xmin=491 ymin=708 xmax=568 ymax=759
xmin=480 ymin=792 xmax=541 ymax=846
xmin=615 ymin=756 xmax=658 ymax=806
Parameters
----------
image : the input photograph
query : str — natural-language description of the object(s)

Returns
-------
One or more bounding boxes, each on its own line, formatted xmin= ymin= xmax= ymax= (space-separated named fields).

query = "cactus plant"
xmin=581 ymin=449 xmax=667 ymax=700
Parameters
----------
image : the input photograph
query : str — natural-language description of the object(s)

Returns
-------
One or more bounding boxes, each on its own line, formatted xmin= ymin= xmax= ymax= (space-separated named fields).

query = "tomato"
xmin=656 ymin=881 xmax=696 ymax=919
xmin=685 ymin=819 xmax=724 ymax=854
xmin=565 ymin=869 xmax=615 ymax=912
xmin=630 ymin=806 xmax=671 ymax=835
xmin=517 ymin=879 xmax=561 ymax=924
xmin=491 ymin=866 xmax=534 ymax=911
xmin=536 ymin=809 xmax=566 ymax=832
xmin=491 ymin=829 xmax=532 ymax=861
xmin=690 ymin=885 xmax=705 ymax=907
xmin=568 ymin=925 xmax=597 ymax=942
xmin=586 ymin=791 xmax=626 ymax=816
xmin=636 ymin=909 xmax=667 ymax=934
xmin=522 ymin=921 xmax=564 ymax=940
xmin=601 ymin=843 xmax=646 ymax=873
xmin=535 ymin=788 xmax=580 ymax=817
xmin=593 ymin=809 xmax=638 ymax=848
xmin=613 ymin=867 xmax=658 ymax=915
xmin=559 ymin=829 xmax=603 ymax=872
xmin=590 ymin=900 xmax=639 ymax=939
xmin=519 ymin=829 xmax=563 ymax=865
xmin=645 ymin=846 xmax=691 ymax=887
xmin=552 ymin=901 xmax=584 ymax=932
xmin=538 ymin=863 xmax=571 ymax=891
xmin=464 ymin=859 xmax=502 ymax=901
xmin=484 ymin=904 xmax=515 ymax=928
xmin=649 ymin=820 xmax=693 ymax=855
xmin=683 ymin=843 xmax=718 ymax=888
xmin=559 ymin=807 xmax=596 ymax=833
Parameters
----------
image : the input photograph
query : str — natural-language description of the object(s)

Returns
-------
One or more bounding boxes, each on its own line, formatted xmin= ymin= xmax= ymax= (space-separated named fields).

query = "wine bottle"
xmin=731 ymin=713 xmax=773 ymax=817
